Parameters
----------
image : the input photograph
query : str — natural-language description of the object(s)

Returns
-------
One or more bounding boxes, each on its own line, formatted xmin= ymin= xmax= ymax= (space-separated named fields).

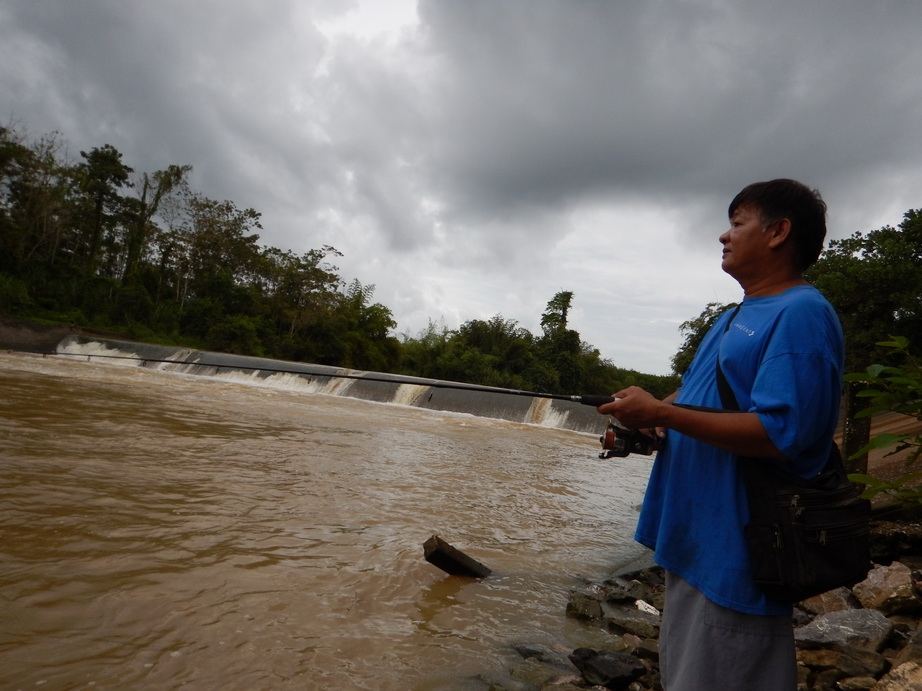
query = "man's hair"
xmin=728 ymin=178 xmax=827 ymax=271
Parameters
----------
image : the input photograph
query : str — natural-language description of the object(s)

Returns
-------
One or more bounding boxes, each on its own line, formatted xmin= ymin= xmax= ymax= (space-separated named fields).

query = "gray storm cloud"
xmin=2 ymin=0 xmax=921 ymax=371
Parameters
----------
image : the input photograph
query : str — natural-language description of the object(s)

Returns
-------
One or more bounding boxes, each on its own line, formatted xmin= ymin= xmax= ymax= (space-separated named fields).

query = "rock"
xmin=602 ymin=602 xmax=661 ymax=639
xmin=893 ymin=626 xmax=922 ymax=667
xmin=871 ymin=661 xmax=922 ymax=690
xmin=836 ymin=676 xmax=878 ymax=690
xmin=512 ymin=643 xmax=574 ymax=671
xmin=869 ymin=520 xmax=922 ymax=563
xmin=853 ymin=562 xmax=922 ymax=616
xmin=796 ymin=647 xmax=889 ymax=678
xmin=793 ymin=606 xmax=815 ymax=627
xmin=607 ymin=567 xmax=666 ymax=610
xmin=635 ymin=599 xmax=660 ymax=616
xmin=795 ymin=609 xmax=893 ymax=653
xmin=800 ymin=587 xmax=861 ymax=615
xmin=814 ymin=668 xmax=846 ymax=689
xmin=634 ymin=638 xmax=659 ymax=662
xmin=568 ymin=648 xmax=645 ymax=688
xmin=601 ymin=576 xmax=653 ymax=604
xmin=565 ymin=589 xmax=603 ymax=622
xmin=509 ymin=658 xmax=570 ymax=688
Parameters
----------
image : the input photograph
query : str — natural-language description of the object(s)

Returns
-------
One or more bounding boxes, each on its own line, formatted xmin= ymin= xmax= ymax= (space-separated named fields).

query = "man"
xmin=598 ymin=179 xmax=843 ymax=690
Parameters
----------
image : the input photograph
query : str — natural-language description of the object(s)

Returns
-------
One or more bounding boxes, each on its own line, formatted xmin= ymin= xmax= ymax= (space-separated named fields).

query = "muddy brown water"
xmin=0 ymin=352 xmax=651 ymax=690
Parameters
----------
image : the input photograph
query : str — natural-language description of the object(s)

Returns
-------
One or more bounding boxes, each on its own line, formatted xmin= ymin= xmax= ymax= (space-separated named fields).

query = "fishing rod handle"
xmin=576 ymin=394 xmax=616 ymax=407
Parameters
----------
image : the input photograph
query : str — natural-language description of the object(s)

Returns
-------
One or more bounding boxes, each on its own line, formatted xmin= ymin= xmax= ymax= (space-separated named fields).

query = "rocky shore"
xmin=486 ymin=518 xmax=922 ymax=691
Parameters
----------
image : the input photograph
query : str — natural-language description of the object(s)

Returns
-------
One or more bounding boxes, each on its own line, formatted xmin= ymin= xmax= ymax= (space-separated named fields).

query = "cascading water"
xmin=54 ymin=335 xmax=607 ymax=434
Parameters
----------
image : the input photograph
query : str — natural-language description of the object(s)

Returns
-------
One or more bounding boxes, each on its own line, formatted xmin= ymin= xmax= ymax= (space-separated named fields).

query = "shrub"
xmin=846 ymin=336 xmax=922 ymax=507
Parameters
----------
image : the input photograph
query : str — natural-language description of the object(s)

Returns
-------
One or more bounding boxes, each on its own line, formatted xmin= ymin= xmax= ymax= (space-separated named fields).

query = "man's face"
xmin=719 ymin=204 xmax=772 ymax=280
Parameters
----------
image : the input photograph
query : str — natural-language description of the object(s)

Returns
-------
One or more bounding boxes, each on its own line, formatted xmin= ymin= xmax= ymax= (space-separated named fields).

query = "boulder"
xmin=853 ymin=562 xmax=922 ymax=616
xmin=601 ymin=576 xmax=654 ymax=604
xmin=568 ymin=647 xmax=645 ymax=688
xmin=796 ymin=647 xmax=889 ymax=678
xmin=511 ymin=642 xmax=574 ymax=670
xmin=871 ymin=661 xmax=922 ymax=690
xmin=602 ymin=602 xmax=661 ymax=639
xmin=799 ymin=586 xmax=860 ymax=615
xmin=565 ymin=589 xmax=603 ymax=622
xmin=892 ymin=626 xmax=922 ymax=667
xmin=794 ymin=609 xmax=893 ymax=653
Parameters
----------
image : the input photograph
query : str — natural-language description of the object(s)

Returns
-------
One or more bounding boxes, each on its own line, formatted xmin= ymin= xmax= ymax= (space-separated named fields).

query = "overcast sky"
xmin=3 ymin=1 xmax=921 ymax=374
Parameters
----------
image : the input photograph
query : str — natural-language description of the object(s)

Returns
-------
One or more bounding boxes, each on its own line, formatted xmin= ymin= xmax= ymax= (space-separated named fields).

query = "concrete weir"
xmin=48 ymin=334 xmax=605 ymax=434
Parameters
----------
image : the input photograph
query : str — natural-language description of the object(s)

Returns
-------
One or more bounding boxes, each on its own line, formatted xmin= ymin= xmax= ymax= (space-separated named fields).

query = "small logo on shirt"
xmin=733 ymin=321 xmax=756 ymax=337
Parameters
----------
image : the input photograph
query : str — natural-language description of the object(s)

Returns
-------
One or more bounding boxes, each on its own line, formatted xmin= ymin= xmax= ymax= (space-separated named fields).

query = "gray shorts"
xmin=660 ymin=572 xmax=796 ymax=691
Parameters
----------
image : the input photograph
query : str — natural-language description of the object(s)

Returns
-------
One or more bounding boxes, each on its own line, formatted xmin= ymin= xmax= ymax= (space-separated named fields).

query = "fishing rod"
xmin=40 ymin=348 xmax=664 ymax=458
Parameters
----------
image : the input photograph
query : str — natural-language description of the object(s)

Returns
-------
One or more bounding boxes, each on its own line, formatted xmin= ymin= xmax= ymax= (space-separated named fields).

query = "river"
xmin=0 ymin=351 xmax=652 ymax=690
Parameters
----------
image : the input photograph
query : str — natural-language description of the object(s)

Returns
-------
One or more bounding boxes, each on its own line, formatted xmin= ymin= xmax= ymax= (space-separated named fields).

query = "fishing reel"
xmin=598 ymin=419 xmax=659 ymax=459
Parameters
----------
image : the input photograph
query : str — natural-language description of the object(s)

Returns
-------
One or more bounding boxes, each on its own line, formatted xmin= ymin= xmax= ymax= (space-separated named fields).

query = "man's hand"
xmin=597 ymin=386 xmax=668 ymax=431
xmin=598 ymin=386 xmax=784 ymax=460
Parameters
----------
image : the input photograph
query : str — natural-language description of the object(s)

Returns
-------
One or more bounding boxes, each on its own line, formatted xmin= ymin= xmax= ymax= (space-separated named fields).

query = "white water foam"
xmin=148 ymin=349 xmax=196 ymax=372
xmin=393 ymin=383 xmax=430 ymax=407
xmin=186 ymin=366 xmax=355 ymax=397
xmin=524 ymin=397 xmax=571 ymax=428
xmin=56 ymin=340 xmax=143 ymax=367
xmin=51 ymin=339 xmax=581 ymax=431
xmin=54 ymin=340 xmax=356 ymax=398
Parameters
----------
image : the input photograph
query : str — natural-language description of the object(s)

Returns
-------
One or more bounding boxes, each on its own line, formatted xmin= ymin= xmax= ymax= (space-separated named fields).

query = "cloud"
xmin=2 ymin=0 xmax=921 ymax=373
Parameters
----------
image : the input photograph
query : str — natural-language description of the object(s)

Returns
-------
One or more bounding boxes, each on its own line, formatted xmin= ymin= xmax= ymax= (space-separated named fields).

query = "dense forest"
xmin=0 ymin=126 xmax=677 ymax=398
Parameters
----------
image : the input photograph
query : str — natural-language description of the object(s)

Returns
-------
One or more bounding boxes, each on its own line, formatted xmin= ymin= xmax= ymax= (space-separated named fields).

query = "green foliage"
xmin=807 ymin=212 xmax=922 ymax=369
xmin=540 ymin=290 xmax=574 ymax=336
xmin=0 ymin=273 xmax=31 ymax=313
xmin=1 ymin=124 xmax=675 ymax=394
xmin=845 ymin=337 xmax=922 ymax=507
xmin=671 ymin=302 xmax=734 ymax=376
xmin=398 ymin=306 xmax=678 ymax=397
xmin=207 ymin=315 xmax=265 ymax=357
xmin=807 ymin=211 xmax=922 ymax=468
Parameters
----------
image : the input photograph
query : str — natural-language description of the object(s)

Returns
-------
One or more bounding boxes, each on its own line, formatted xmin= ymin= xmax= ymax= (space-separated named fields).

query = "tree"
xmin=671 ymin=302 xmax=734 ymax=376
xmin=846 ymin=336 xmax=922 ymax=507
xmin=265 ymin=245 xmax=342 ymax=338
xmin=74 ymin=144 xmax=132 ymax=277
xmin=0 ymin=129 xmax=72 ymax=275
xmin=540 ymin=290 xmax=574 ymax=335
xmin=807 ymin=210 xmax=922 ymax=471
xmin=122 ymin=164 xmax=190 ymax=284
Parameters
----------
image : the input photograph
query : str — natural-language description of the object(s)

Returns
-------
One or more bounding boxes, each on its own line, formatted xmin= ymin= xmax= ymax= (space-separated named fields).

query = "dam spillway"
xmin=53 ymin=335 xmax=607 ymax=434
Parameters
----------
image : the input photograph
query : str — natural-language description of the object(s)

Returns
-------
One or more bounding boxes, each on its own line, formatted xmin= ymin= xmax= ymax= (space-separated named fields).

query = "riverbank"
xmin=486 ymin=517 xmax=922 ymax=689
xmin=0 ymin=315 xmax=78 ymax=352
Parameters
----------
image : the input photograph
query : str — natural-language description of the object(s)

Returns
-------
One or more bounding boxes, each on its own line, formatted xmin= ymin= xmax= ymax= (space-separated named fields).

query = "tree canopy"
xmin=0 ymin=125 xmax=678 ymax=398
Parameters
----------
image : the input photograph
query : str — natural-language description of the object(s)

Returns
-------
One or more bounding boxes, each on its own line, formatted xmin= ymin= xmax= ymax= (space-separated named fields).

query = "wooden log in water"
xmin=423 ymin=534 xmax=492 ymax=578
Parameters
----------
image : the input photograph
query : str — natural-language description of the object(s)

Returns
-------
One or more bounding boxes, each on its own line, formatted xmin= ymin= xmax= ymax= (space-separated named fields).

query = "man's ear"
xmin=767 ymin=218 xmax=792 ymax=249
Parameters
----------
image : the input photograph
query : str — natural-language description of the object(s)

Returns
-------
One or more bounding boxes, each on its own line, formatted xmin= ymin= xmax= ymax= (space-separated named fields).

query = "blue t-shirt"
xmin=634 ymin=285 xmax=844 ymax=615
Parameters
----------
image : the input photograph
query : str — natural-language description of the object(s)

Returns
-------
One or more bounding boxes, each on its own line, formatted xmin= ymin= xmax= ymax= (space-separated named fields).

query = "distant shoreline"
xmin=0 ymin=315 xmax=77 ymax=352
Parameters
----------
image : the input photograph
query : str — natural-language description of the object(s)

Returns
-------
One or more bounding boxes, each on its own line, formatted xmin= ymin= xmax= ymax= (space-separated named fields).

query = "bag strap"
xmin=711 ymin=304 xmax=779 ymax=493
xmin=715 ymin=304 xmax=742 ymax=412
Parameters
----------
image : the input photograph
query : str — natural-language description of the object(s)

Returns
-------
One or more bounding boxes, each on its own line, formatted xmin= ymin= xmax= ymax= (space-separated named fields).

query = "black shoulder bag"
xmin=716 ymin=309 xmax=871 ymax=602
